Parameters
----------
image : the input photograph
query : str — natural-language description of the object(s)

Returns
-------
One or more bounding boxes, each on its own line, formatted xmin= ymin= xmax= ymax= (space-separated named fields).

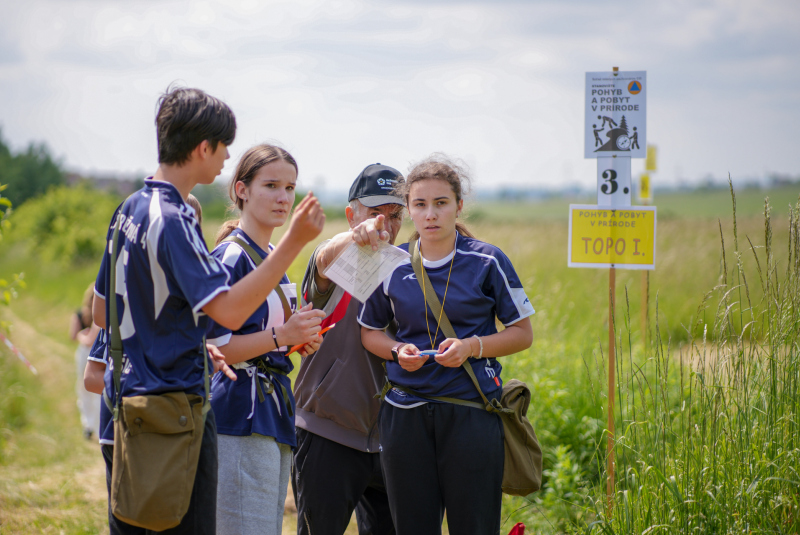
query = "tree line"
xmin=0 ymin=129 xmax=65 ymax=208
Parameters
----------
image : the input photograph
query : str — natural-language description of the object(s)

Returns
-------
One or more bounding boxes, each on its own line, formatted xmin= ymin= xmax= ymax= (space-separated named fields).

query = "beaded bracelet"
xmin=472 ymin=334 xmax=483 ymax=358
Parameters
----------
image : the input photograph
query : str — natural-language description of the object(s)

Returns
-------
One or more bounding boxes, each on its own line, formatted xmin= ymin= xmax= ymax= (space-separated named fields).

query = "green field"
xmin=470 ymin=184 xmax=800 ymax=222
xmin=2 ymin=184 xmax=799 ymax=533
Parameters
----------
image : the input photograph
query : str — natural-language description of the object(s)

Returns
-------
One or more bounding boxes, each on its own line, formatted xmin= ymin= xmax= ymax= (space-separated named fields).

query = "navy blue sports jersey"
xmin=358 ymin=234 xmax=535 ymax=406
xmin=94 ymin=179 xmax=231 ymax=401
xmin=87 ymin=329 xmax=114 ymax=445
xmin=206 ymin=228 xmax=298 ymax=447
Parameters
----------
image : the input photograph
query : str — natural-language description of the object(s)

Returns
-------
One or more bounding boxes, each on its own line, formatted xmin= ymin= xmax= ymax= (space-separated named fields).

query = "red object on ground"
xmin=507 ymin=523 xmax=525 ymax=535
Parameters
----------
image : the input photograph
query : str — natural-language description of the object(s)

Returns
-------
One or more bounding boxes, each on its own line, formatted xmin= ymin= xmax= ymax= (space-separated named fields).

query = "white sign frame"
xmin=585 ymin=71 xmax=646 ymax=158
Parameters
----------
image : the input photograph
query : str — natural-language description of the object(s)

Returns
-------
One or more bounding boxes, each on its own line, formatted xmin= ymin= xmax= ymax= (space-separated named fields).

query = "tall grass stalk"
xmin=587 ymin=191 xmax=800 ymax=533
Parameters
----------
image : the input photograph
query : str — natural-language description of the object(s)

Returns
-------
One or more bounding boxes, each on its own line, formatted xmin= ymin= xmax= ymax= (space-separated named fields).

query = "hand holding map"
xmin=322 ymin=240 xmax=410 ymax=303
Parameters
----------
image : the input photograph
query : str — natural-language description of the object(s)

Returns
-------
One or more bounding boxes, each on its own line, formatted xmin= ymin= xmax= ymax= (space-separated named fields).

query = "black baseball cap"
xmin=348 ymin=164 xmax=405 ymax=207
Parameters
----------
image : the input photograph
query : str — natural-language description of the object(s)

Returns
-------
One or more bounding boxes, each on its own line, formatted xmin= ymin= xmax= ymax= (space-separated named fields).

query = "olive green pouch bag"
xmin=110 ymin=392 xmax=206 ymax=530
xmin=104 ymin=201 xmax=210 ymax=530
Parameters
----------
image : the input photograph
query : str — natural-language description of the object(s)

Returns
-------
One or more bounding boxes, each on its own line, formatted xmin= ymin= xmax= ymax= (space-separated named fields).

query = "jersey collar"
xmin=144 ymin=178 xmax=184 ymax=205
xmin=417 ymin=233 xmax=458 ymax=269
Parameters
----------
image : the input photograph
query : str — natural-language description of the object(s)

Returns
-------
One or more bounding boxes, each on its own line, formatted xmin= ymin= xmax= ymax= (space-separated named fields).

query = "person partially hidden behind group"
xmin=71 ymin=283 xmax=101 ymax=439
xmin=359 ymin=155 xmax=535 ymax=535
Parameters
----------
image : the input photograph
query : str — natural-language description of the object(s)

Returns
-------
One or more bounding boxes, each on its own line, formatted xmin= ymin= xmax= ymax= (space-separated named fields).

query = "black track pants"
xmin=378 ymin=402 xmax=504 ymax=535
xmin=292 ymin=428 xmax=395 ymax=535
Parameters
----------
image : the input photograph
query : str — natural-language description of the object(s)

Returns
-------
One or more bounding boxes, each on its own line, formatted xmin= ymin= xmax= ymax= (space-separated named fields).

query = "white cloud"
xmin=0 ymin=0 xmax=799 ymax=195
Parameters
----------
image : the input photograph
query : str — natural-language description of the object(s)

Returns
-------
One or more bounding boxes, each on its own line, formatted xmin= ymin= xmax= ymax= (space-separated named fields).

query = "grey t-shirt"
xmin=292 ymin=240 xmax=393 ymax=453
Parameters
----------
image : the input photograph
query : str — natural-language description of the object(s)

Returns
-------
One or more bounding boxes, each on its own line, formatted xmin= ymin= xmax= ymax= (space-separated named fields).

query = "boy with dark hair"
xmin=92 ymin=86 xmax=325 ymax=534
xmin=155 ymin=87 xmax=237 ymax=166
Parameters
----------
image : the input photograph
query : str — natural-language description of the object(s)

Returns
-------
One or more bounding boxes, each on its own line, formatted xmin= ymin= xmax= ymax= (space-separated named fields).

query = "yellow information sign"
xmin=639 ymin=173 xmax=652 ymax=203
xmin=645 ymin=145 xmax=657 ymax=171
xmin=568 ymin=204 xmax=656 ymax=269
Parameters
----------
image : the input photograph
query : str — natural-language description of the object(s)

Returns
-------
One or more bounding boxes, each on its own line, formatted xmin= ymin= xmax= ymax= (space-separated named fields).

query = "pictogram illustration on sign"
xmin=568 ymin=205 xmax=656 ymax=270
xmin=585 ymin=71 xmax=646 ymax=158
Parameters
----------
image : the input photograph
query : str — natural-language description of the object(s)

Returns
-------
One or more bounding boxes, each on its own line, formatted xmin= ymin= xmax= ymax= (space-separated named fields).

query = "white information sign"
xmin=585 ymin=71 xmax=646 ymax=158
xmin=322 ymin=240 xmax=410 ymax=303
xmin=596 ymin=157 xmax=631 ymax=206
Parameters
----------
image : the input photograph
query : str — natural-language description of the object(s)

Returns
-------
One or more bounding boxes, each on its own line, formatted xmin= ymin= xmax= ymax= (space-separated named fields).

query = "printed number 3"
xmin=601 ymin=169 xmax=618 ymax=195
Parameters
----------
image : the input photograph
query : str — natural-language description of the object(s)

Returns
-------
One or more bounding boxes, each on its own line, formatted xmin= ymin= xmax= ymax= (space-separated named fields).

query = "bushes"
xmin=10 ymin=186 xmax=120 ymax=266
xmin=0 ymin=180 xmax=28 ymax=462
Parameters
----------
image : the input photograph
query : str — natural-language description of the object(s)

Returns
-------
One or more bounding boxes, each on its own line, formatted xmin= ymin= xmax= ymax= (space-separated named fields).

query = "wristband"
xmin=472 ymin=335 xmax=483 ymax=359
xmin=272 ymin=327 xmax=280 ymax=349
xmin=390 ymin=342 xmax=405 ymax=363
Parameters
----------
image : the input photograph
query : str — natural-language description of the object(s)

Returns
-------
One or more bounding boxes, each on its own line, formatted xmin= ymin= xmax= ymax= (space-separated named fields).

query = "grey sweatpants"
xmin=216 ymin=433 xmax=292 ymax=535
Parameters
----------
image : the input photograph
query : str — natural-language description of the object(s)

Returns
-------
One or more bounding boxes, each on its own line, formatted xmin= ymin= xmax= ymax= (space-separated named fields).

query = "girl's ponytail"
xmin=215 ymin=219 xmax=240 ymax=246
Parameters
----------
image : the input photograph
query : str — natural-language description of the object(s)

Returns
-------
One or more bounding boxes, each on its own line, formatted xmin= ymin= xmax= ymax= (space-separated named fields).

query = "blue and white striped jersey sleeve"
xmin=481 ymin=248 xmax=535 ymax=326
xmin=205 ymin=242 xmax=251 ymax=347
xmin=94 ymin=206 xmax=122 ymax=300
xmin=87 ymin=329 xmax=108 ymax=364
xmin=159 ymin=213 xmax=231 ymax=314
xmin=358 ymin=277 xmax=394 ymax=330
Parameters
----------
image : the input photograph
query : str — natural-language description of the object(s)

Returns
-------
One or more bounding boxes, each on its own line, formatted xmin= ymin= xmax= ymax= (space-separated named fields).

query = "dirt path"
xmin=0 ymin=307 xmax=108 ymax=532
xmin=0 ymin=305 xmax=359 ymax=534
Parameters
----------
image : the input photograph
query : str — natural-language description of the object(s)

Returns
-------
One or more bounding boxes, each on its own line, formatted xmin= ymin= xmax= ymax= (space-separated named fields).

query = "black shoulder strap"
xmin=222 ymin=235 xmax=292 ymax=322
xmin=107 ymin=205 xmax=124 ymax=421
xmin=409 ymin=240 xmax=507 ymax=413
xmin=107 ymin=201 xmax=209 ymax=420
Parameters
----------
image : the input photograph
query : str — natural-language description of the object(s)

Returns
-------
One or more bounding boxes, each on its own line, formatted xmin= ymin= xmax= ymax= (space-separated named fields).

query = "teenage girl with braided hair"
xmin=359 ymin=155 xmax=535 ymax=534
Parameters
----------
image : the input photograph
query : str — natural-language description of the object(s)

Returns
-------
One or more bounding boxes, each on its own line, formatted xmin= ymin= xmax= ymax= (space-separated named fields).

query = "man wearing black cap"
xmin=292 ymin=164 xmax=403 ymax=535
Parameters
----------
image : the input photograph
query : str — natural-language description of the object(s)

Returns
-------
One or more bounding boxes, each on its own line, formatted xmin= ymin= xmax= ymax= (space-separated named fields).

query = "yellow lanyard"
xmin=421 ymin=238 xmax=457 ymax=351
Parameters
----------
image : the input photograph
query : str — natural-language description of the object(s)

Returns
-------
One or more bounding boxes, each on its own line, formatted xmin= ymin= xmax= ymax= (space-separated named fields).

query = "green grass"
xmin=471 ymin=184 xmax=800 ymax=223
xmin=2 ymin=185 xmax=800 ymax=533
xmin=577 ymin=192 xmax=800 ymax=533
xmin=0 ymin=298 xmax=108 ymax=533
xmin=492 ymin=188 xmax=800 ymax=533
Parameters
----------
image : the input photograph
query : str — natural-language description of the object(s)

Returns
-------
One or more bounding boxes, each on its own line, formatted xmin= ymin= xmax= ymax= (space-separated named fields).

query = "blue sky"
xmin=0 ymin=0 xmax=798 ymax=196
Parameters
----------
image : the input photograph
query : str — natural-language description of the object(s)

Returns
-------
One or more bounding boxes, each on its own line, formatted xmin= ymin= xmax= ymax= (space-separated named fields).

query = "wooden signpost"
xmin=575 ymin=66 xmax=655 ymax=513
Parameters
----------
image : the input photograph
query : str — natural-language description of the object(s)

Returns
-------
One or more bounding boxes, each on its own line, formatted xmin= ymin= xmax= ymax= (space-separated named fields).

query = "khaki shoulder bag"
xmin=104 ymin=202 xmax=210 ymax=530
xmin=406 ymin=240 xmax=543 ymax=496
